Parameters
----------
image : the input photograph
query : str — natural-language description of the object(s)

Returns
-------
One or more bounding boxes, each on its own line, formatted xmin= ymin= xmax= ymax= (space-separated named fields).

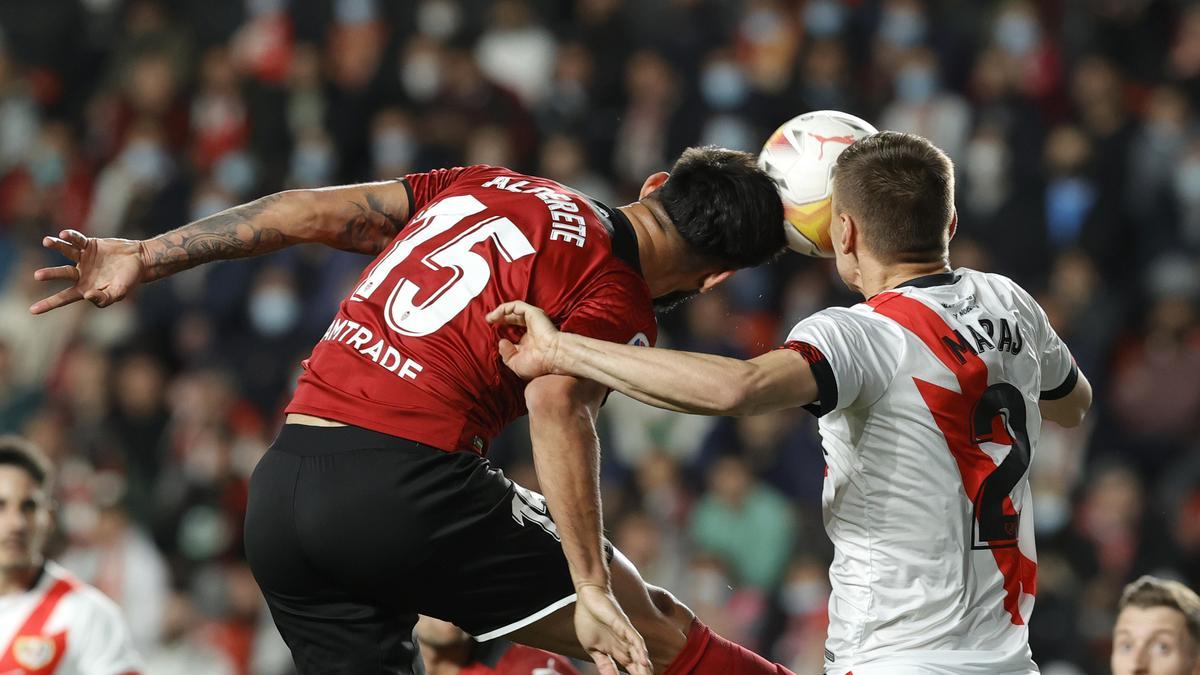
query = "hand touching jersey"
xmin=29 ymin=230 xmax=146 ymax=314
xmin=487 ymin=301 xmax=564 ymax=380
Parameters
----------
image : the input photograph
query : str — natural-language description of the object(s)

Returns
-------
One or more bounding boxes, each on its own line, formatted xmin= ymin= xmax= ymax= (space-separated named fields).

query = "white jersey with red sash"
xmin=783 ymin=268 xmax=1076 ymax=675
xmin=0 ymin=562 xmax=142 ymax=675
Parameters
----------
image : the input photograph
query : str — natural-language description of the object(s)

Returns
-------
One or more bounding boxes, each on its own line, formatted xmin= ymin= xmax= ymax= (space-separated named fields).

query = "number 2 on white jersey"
xmin=351 ymin=194 xmax=536 ymax=336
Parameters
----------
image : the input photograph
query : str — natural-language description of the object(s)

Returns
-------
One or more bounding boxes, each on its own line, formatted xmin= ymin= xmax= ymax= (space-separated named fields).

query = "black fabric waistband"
xmin=270 ymin=423 xmax=432 ymax=456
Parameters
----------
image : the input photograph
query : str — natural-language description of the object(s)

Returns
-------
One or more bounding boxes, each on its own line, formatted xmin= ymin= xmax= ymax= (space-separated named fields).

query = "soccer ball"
xmin=759 ymin=111 xmax=878 ymax=257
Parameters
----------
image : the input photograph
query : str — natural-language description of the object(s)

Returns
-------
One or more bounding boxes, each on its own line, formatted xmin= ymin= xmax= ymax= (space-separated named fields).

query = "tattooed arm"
xmin=29 ymin=180 xmax=411 ymax=314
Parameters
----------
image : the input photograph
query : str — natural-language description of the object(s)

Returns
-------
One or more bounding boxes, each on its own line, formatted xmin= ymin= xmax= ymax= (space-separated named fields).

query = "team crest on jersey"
xmin=628 ymin=332 xmax=649 ymax=347
xmin=13 ymin=635 xmax=57 ymax=669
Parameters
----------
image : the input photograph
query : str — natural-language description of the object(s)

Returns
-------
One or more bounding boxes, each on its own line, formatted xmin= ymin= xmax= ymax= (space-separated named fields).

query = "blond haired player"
xmin=0 ymin=436 xmax=142 ymax=675
xmin=1112 ymin=575 xmax=1200 ymax=675
xmin=489 ymin=131 xmax=1093 ymax=675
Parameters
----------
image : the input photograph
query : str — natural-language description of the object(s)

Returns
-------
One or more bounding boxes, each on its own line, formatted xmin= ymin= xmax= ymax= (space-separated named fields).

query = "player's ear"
xmin=947 ymin=209 xmax=958 ymax=243
xmin=639 ymin=172 xmax=670 ymax=199
xmin=839 ymin=213 xmax=856 ymax=255
xmin=699 ymin=270 xmax=734 ymax=293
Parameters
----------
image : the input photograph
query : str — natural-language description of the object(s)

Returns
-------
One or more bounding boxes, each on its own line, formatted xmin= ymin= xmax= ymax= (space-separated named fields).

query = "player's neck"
xmin=859 ymin=259 xmax=952 ymax=298
xmin=0 ymin=562 xmax=42 ymax=595
xmin=617 ymin=203 xmax=693 ymax=297
xmin=422 ymin=644 xmax=471 ymax=675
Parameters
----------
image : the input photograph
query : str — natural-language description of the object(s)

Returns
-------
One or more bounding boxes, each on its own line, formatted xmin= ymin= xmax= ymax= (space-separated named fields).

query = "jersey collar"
xmin=591 ymin=199 xmax=644 ymax=278
xmin=894 ymin=271 xmax=960 ymax=290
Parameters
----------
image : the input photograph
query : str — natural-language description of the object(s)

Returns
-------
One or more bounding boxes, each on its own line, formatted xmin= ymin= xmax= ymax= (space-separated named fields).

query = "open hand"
xmin=29 ymin=230 xmax=145 ymax=315
xmin=573 ymin=583 xmax=652 ymax=675
xmin=486 ymin=301 xmax=563 ymax=380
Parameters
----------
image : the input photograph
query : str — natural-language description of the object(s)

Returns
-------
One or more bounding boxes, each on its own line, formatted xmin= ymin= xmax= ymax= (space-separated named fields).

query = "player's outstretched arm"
xmin=489 ymin=301 xmax=818 ymax=416
xmin=30 ymin=180 xmax=411 ymax=315
xmin=1039 ymin=368 xmax=1092 ymax=427
xmin=524 ymin=374 xmax=652 ymax=675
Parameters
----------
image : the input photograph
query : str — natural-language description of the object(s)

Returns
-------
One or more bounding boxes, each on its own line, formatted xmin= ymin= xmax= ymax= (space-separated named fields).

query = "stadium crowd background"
xmin=0 ymin=0 xmax=1197 ymax=673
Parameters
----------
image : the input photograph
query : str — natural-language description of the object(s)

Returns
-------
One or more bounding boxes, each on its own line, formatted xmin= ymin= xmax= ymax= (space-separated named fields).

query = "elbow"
xmin=525 ymin=375 xmax=595 ymax=420
xmin=1058 ymin=406 xmax=1088 ymax=428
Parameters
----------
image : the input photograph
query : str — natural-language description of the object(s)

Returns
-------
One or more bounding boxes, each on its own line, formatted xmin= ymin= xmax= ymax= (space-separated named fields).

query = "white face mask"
xmin=417 ymin=0 xmax=460 ymax=39
xmin=372 ymin=129 xmax=415 ymax=170
xmin=994 ymin=12 xmax=1040 ymax=56
xmin=1175 ymin=159 xmax=1200 ymax=204
xmin=700 ymin=61 xmax=749 ymax=110
xmin=401 ymin=53 xmax=442 ymax=103
xmin=249 ymin=286 xmax=301 ymax=336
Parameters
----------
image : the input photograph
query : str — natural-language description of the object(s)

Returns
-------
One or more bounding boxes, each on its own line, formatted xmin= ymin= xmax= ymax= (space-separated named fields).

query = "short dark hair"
xmin=653 ymin=146 xmax=786 ymax=269
xmin=832 ymin=131 xmax=955 ymax=263
xmin=0 ymin=436 xmax=52 ymax=488
xmin=1118 ymin=575 xmax=1200 ymax=643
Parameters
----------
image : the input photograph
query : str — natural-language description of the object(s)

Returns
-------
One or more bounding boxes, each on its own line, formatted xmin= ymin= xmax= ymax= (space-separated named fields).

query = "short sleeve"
xmin=1036 ymin=313 xmax=1077 ymax=400
xmin=71 ymin=589 xmax=144 ymax=675
xmin=783 ymin=308 xmax=900 ymax=416
xmin=402 ymin=165 xmax=491 ymax=214
xmin=1005 ymin=278 xmax=1078 ymax=400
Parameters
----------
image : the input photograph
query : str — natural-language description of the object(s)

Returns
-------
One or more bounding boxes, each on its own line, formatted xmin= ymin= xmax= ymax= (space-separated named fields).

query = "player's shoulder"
xmin=799 ymin=302 xmax=907 ymax=339
xmin=45 ymin=562 xmax=125 ymax=628
xmin=954 ymin=267 xmax=1047 ymax=319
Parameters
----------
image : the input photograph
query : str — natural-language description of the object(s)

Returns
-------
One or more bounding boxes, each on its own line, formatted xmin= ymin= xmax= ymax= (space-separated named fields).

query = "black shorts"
xmin=244 ymin=424 xmax=583 ymax=674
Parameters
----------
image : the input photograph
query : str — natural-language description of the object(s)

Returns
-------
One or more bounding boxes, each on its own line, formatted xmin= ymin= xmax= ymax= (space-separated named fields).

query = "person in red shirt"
xmin=416 ymin=615 xmax=579 ymax=675
xmin=30 ymin=150 xmax=791 ymax=675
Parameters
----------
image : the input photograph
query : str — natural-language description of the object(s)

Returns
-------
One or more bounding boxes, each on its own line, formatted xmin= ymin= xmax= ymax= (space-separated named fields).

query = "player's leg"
xmin=503 ymin=548 xmax=690 ymax=671
xmin=418 ymin=467 xmax=793 ymax=675
xmin=244 ymin=425 xmax=429 ymax=674
xmin=506 ymin=549 xmax=791 ymax=675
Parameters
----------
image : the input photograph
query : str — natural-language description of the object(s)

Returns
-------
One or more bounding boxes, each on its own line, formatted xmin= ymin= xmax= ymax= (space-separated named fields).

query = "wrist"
xmin=135 ymin=239 xmax=157 ymax=281
xmin=573 ymin=578 xmax=611 ymax=593
xmin=551 ymin=333 xmax=576 ymax=376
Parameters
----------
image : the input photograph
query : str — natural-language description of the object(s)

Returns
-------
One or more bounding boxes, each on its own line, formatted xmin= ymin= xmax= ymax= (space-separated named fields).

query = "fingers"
xmin=33 ymin=265 xmax=78 ymax=282
xmin=42 ymin=236 xmax=82 ymax=262
xmin=28 ymin=287 xmax=83 ymax=315
xmin=590 ymin=652 xmax=620 ymax=675
xmin=59 ymin=229 xmax=88 ymax=248
xmin=83 ymin=289 xmax=114 ymax=308
xmin=485 ymin=301 xmax=532 ymax=326
xmin=498 ymin=338 xmax=517 ymax=363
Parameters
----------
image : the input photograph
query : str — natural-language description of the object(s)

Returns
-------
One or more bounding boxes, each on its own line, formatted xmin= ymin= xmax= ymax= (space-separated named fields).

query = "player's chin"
xmin=652 ymin=289 xmax=699 ymax=315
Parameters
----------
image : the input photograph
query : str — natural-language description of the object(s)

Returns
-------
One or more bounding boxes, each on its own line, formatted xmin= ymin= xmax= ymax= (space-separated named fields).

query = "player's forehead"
xmin=1115 ymin=605 xmax=1191 ymax=640
xmin=0 ymin=465 xmax=43 ymax=497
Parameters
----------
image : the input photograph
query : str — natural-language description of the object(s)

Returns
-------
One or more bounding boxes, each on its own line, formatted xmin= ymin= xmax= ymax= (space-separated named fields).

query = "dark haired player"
xmin=490 ymin=132 xmax=1094 ymax=675
xmin=30 ymin=151 xmax=794 ymax=675
xmin=0 ymin=437 xmax=142 ymax=675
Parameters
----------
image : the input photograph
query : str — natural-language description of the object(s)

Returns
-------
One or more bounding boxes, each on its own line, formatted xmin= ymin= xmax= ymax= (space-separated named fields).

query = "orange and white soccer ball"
xmin=758 ymin=111 xmax=878 ymax=257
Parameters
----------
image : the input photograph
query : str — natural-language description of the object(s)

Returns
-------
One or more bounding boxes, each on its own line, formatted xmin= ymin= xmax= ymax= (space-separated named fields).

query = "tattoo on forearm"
xmin=142 ymin=194 xmax=294 ymax=280
xmin=335 ymin=190 xmax=405 ymax=255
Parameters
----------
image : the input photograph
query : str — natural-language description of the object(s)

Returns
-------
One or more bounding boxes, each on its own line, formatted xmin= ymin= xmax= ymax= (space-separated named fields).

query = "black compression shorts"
xmin=244 ymin=424 xmax=582 ymax=674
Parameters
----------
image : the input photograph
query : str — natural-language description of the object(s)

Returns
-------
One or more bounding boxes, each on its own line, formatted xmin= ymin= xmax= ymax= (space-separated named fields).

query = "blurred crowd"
xmin=0 ymin=0 xmax=1198 ymax=673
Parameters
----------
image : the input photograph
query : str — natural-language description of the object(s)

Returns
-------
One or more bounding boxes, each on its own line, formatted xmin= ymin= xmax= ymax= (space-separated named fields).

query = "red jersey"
xmin=286 ymin=165 xmax=657 ymax=454
xmin=459 ymin=641 xmax=579 ymax=675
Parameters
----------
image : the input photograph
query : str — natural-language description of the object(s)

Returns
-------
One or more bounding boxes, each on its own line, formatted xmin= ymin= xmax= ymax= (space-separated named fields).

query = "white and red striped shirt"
xmin=786 ymin=269 xmax=1076 ymax=675
xmin=0 ymin=561 xmax=142 ymax=675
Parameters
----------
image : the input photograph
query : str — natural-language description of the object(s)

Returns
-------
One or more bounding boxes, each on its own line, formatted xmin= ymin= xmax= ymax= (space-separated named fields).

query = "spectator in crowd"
xmin=1111 ymin=575 xmax=1200 ymax=675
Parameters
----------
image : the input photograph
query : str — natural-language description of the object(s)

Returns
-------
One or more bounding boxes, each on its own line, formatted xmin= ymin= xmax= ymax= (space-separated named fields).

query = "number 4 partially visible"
xmin=352 ymin=194 xmax=536 ymax=337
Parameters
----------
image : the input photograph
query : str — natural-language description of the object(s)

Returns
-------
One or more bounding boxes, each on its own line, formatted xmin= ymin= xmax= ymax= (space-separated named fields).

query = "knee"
xmin=631 ymin=586 xmax=695 ymax=668
xmin=646 ymin=586 xmax=695 ymax=635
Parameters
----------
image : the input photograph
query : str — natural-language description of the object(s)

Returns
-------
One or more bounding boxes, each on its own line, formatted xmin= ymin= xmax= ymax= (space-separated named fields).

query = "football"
xmin=758 ymin=111 xmax=879 ymax=257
